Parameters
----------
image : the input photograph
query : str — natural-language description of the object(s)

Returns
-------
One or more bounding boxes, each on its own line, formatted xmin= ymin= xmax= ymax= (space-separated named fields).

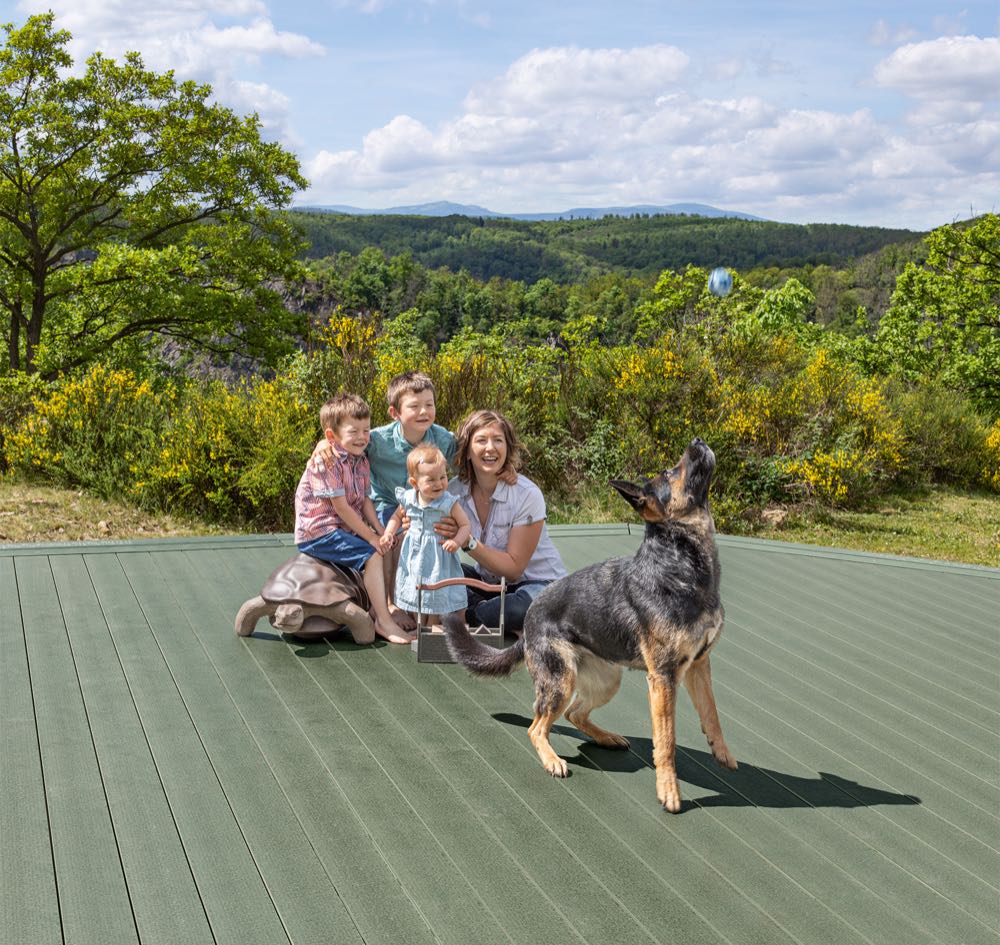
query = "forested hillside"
xmin=288 ymin=210 xmax=923 ymax=284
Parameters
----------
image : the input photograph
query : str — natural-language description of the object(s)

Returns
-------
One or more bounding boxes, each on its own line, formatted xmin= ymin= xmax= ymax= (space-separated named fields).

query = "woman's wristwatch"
xmin=463 ymin=536 xmax=478 ymax=552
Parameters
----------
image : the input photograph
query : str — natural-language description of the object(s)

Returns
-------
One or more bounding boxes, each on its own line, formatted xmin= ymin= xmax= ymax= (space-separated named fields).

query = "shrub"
xmin=3 ymin=365 xmax=164 ymax=498
xmin=888 ymin=381 xmax=995 ymax=488
xmin=0 ymin=373 xmax=46 ymax=473
xmin=138 ymin=377 xmax=315 ymax=528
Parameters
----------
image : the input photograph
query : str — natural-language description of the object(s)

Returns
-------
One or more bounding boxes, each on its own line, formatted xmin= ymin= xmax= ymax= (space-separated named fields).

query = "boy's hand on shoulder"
xmin=499 ymin=467 xmax=518 ymax=486
xmin=310 ymin=438 xmax=334 ymax=473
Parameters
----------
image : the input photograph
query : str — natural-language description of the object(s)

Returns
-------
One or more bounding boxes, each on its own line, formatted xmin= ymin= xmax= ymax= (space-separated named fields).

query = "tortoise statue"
xmin=235 ymin=553 xmax=374 ymax=643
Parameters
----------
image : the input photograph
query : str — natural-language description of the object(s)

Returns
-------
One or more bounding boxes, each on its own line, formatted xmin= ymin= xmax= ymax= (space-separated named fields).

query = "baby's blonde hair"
xmin=407 ymin=445 xmax=446 ymax=479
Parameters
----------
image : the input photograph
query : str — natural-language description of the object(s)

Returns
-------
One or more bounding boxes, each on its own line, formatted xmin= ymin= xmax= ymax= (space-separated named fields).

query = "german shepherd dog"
xmin=444 ymin=437 xmax=736 ymax=812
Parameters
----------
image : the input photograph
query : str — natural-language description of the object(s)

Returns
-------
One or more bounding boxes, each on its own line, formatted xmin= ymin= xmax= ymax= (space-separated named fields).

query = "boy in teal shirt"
xmin=368 ymin=372 xmax=456 ymax=524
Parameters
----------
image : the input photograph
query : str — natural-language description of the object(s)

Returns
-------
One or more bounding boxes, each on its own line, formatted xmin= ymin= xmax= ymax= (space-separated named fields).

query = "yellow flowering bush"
xmin=983 ymin=420 xmax=1000 ymax=491
xmin=3 ymin=365 xmax=163 ymax=498
xmin=3 ymin=294 xmax=993 ymax=531
xmin=139 ymin=377 xmax=315 ymax=527
xmin=782 ymin=449 xmax=872 ymax=504
xmin=0 ymin=373 xmax=46 ymax=473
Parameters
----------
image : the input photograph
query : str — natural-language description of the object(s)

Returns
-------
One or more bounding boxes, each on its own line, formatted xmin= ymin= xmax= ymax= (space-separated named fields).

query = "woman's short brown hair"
xmin=453 ymin=409 xmax=522 ymax=483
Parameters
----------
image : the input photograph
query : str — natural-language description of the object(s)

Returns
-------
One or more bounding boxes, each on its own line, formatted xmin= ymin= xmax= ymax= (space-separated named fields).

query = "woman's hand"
xmin=434 ymin=514 xmax=459 ymax=542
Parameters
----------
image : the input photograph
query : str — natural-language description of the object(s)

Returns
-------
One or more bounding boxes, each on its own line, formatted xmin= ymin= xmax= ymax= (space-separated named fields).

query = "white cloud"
xmin=16 ymin=0 xmax=323 ymax=145
xmin=874 ymin=35 xmax=1000 ymax=101
xmin=464 ymin=44 xmax=690 ymax=115
xmin=302 ymin=30 xmax=1000 ymax=228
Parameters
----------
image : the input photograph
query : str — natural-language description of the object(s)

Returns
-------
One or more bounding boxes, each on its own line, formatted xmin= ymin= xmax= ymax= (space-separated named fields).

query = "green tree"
xmin=0 ymin=14 xmax=307 ymax=377
xmin=873 ymin=215 xmax=999 ymax=414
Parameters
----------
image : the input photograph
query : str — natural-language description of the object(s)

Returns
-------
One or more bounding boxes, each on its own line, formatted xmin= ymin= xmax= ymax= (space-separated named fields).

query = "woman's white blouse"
xmin=447 ymin=475 xmax=567 ymax=584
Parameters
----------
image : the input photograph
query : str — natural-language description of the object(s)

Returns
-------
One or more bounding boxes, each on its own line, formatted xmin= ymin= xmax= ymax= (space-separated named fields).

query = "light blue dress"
xmin=393 ymin=487 xmax=467 ymax=615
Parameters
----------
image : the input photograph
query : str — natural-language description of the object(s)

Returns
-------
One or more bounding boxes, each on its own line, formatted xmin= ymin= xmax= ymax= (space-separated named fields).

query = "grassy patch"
xmin=0 ymin=480 xmax=244 ymax=544
xmin=549 ymin=482 xmax=999 ymax=567
xmin=731 ymin=487 xmax=1000 ymax=567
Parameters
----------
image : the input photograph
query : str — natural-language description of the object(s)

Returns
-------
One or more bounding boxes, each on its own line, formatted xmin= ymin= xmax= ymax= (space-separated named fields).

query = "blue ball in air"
xmin=708 ymin=267 xmax=733 ymax=297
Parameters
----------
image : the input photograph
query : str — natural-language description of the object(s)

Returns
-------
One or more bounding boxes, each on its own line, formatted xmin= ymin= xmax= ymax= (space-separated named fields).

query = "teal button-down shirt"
xmin=367 ymin=421 xmax=457 ymax=514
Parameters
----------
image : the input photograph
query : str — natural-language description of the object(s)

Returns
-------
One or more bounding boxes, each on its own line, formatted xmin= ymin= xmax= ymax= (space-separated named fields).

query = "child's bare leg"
xmin=364 ymin=555 xmax=414 ymax=644
xmin=386 ymin=542 xmax=415 ymax=629
xmin=424 ymin=613 xmax=443 ymax=632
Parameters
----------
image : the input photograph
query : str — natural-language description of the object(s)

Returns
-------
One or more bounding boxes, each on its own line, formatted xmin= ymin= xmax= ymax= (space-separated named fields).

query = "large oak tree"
xmin=0 ymin=14 xmax=308 ymax=377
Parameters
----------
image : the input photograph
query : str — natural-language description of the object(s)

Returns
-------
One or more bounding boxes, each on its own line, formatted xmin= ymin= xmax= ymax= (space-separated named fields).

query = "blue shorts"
xmin=298 ymin=529 xmax=376 ymax=571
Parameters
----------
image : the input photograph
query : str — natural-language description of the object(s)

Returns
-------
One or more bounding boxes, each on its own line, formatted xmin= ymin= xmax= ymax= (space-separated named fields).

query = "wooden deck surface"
xmin=2 ymin=527 xmax=998 ymax=945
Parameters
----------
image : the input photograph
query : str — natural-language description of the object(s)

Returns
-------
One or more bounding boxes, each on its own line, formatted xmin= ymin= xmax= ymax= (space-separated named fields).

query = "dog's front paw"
xmin=712 ymin=742 xmax=738 ymax=770
xmin=657 ymin=776 xmax=682 ymax=813
xmin=545 ymin=757 xmax=569 ymax=778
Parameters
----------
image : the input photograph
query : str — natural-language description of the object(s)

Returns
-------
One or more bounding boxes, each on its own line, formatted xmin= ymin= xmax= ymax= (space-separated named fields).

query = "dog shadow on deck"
xmin=493 ymin=713 xmax=921 ymax=812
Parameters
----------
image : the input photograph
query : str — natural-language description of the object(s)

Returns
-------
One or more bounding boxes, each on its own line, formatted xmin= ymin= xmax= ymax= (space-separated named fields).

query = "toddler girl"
xmin=381 ymin=446 xmax=470 ymax=629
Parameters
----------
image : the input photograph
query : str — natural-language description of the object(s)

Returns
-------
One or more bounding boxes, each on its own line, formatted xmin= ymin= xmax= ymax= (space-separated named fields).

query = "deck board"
xmin=86 ymin=552 xmax=292 ymax=945
xmin=0 ymin=558 xmax=62 ymax=945
xmin=1 ymin=528 xmax=998 ymax=945
xmin=18 ymin=555 xmax=139 ymax=945
xmin=51 ymin=554 xmax=213 ymax=945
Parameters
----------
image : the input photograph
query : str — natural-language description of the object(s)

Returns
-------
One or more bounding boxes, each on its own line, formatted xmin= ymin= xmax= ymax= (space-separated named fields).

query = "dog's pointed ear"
xmin=610 ymin=479 xmax=643 ymax=507
xmin=610 ymin=479 xmax=666 ymax=522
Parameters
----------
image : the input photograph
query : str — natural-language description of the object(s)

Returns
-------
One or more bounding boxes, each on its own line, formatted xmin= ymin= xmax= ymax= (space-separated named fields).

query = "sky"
xmin=4 ymin=1 xmax=999 ymax=229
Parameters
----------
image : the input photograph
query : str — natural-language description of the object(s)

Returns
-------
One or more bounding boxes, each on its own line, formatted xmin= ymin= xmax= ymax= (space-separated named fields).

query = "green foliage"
xmin=2 ymin=213 xmax=995 ymax=532
xmin=888 ymin=381 xmax=996 ymax=488
xmin=872 ymin=215 xmax=999 ymax=415
xmin=291 ymin=210 xmax=923 ymax=284
xmin=0 ymin=371 xmax=44 ymax=471
xmin=2 ymin=365 xmax=164 ymax=497
xmin=139 ymin=377 xmax=315 ymax=528
xmin=0 ymin=14 xmax=307 ymax=378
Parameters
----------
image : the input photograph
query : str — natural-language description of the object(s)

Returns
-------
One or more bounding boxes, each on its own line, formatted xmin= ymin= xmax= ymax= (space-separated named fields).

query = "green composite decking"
xmin=1 ymin=526 xmax=998 ymax=945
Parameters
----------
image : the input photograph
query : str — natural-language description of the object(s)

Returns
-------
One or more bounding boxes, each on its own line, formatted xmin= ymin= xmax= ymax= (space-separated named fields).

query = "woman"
xmin=437 ymin=409 xmax=566 ymax=635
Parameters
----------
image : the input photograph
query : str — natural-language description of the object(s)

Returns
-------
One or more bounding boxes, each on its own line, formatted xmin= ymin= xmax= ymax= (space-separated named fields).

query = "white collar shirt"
xmin=447 ymin=475 xmax=567 ymax=585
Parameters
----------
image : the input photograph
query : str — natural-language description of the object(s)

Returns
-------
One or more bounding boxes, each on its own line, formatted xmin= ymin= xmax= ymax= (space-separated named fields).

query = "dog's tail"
xmin=444 ymin=613 xmax=525 ymax=677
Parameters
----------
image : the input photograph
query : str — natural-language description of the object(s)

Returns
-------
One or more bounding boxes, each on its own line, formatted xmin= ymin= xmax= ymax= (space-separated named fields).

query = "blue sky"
xmin=5 ymin=1 xmax=999 ymax=228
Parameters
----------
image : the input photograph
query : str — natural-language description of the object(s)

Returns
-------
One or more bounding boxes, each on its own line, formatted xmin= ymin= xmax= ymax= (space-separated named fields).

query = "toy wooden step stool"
xmin=412 ymin=576 xmax=506 ymax=662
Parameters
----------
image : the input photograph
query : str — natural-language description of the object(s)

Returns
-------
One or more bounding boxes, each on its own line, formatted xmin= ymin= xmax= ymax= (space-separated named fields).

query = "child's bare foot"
xmin=375 ymin=617 xmax=415 ymax=644
xmin=389 ymin=605 xmax=416 ymax=630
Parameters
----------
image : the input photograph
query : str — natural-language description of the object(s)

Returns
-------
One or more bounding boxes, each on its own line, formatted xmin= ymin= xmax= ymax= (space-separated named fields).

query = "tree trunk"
xmin=8 ymin=312 xmax=20 ymax=372
xmin=25 ymin=283 xmax=45 ymax=375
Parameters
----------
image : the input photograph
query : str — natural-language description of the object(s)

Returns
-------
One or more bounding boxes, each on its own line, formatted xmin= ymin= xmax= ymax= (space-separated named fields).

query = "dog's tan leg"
xmin=684 ymin=655 xmax=737 ymax=769
xmin=684 ymin=655 xmax=737 ymax=770
xmin=527 ymin=644 xmax=576 ymax=778
xmin=529 ymin=698 xmax=573 ymax=777
xmin=646 ymin=672 xmax=682 ymax=812
xmin=565 ymin=655 xmax=629 ymax=749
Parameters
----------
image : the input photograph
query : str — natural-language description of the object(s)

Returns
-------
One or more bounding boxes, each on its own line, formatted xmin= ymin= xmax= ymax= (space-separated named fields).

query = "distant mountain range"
xmin=295 ymin=200 xmax=767 ymax=222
